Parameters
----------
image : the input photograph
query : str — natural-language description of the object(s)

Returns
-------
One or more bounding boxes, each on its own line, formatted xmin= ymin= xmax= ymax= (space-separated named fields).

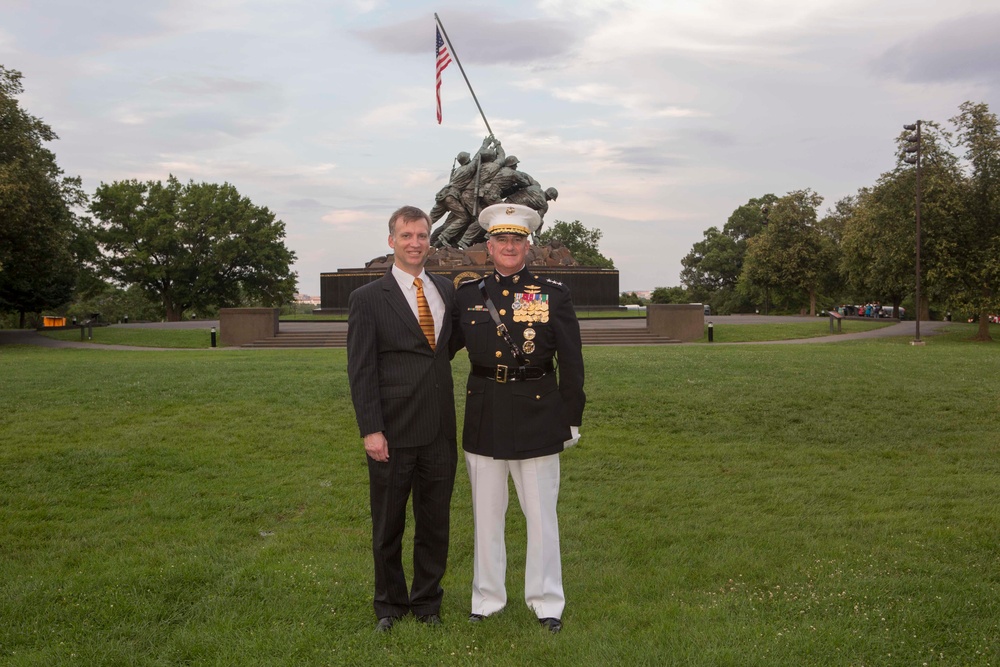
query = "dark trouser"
xmin=367 ymin=434 xmax=457 ymax=619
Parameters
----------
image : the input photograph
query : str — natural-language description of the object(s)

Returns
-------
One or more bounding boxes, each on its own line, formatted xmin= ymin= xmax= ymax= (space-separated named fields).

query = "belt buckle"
xmin=495 ymin=364 xmax=508 ymax=383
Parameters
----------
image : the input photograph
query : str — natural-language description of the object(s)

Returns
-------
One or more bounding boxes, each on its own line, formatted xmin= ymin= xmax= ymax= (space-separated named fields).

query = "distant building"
xmin=294 ymin=293 xmax=322 ymax=305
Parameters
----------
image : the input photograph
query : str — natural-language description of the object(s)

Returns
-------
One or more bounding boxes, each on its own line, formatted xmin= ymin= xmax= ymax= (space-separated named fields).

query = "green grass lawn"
xmin=282 ymin=311 xmax=646 ymax=321
xmin=34 ymin=318 xmax=908 ymax=349
xmin=696 ymin=319 xmax=895 ymax=342
xmin=40 ymin=326 xmax=215 ymax=348
xmin=1 ymin=336 xmax=998 ymax=666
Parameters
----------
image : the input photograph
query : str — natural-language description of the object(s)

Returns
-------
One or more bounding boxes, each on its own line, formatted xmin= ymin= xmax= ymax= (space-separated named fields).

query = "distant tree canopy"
xmin=674 ymin=100 xmax=1000 ymax=338
xmin=680 ymin=194 xmax=777 ymax=314
xmin=619 ymin=291 xmax=647 ymax=306
xmin=945 ymin=102 xmax=1000 ymax=340
xmin=650 ymin=286 xmax=689 ymax=304
xmin=741 ymin=189 xmax=838 ymax=317
xmin=537 ymin=220 xmax=615 ymax=269
xmin=838 ymin=123 xmax=965 ymax=318
xmin=0 ymin=66 xmax=85 ymax=326
xmin=90 ymin=176 xmax=297 ymax=321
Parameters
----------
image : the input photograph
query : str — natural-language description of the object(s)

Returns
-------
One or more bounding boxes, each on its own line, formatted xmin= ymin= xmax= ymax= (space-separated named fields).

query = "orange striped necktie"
xmin=413 ymin=277 xmax=436 ymax=350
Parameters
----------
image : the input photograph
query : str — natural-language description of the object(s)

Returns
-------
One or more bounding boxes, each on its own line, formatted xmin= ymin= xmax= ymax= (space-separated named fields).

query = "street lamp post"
xmin=904 ymin=122 xmax=923 ymax=345
xmin=760 ymin=203 xmax=770 ymax=316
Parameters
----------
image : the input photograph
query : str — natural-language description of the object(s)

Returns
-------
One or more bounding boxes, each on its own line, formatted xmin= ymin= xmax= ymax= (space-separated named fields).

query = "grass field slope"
xmin=1 ymin=326 xmax=997 ymax=665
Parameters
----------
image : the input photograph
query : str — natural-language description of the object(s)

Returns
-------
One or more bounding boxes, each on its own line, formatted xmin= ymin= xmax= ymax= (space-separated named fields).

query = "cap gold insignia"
xmin=506 ymin=207 xmax=516 ymax=215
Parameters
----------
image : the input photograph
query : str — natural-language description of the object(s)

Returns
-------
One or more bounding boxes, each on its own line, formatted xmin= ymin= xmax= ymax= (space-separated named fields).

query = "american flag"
xmin=435 ymin=26 xmax=452 ymax=124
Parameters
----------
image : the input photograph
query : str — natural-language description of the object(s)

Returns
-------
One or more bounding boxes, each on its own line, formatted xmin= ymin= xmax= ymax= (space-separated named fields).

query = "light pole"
xmin=904 ymin=122 xmax=923 ymax=345
xmin=760 ymin=203 xmax=770 ymax=316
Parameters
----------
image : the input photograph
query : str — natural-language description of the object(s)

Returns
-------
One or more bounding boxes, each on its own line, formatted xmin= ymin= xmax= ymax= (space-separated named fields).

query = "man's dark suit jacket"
xmin=346 ymin=269 xmax=456 ymax=447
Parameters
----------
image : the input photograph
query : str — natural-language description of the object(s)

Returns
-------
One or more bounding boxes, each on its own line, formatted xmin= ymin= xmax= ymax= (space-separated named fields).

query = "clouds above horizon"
xmin=356 ymin=11 xmax=578 ymax=64
xmin=872 ymin=12 xmax=1000 ymax=85
xmin=3 ymin=0 xmax=998 ymax=293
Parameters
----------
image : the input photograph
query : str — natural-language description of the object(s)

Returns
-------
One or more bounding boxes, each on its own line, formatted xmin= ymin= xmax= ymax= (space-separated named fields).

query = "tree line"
xmin=0 ymin=66 xmax=296 ymax=326
xmin=651 ymin=100 xmax=1000 ymax=341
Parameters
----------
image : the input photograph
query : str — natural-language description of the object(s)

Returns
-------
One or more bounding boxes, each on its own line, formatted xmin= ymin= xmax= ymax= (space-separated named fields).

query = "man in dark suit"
xmin=347 ymin=205 xmax=458 ymax=632
xmin=452 ymin=203 xmax=585 ymax=634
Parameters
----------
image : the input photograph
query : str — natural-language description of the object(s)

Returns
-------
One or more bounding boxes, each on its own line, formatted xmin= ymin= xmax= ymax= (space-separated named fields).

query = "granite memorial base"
xmin=647 ymin=304 xmax=705 ymax=342
xmin=316 ymin=266 xmax=620 ymax=313
xmin=219 ymin=308 xmax=279 ymax=347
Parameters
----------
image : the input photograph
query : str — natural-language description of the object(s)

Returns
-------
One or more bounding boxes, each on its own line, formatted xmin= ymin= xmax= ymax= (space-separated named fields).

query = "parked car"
xmin=880 ymin=306 xmax=905 ymax=319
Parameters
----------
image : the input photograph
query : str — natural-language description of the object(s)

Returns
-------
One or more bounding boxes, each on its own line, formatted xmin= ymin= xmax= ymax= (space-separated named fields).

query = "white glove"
xmin=564 ymin=425 xmax=581 ymax=449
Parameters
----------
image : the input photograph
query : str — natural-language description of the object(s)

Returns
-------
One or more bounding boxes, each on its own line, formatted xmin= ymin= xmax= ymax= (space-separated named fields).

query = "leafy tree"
xmin=67 ymin=281 xmax=163 ymax=324
xmin=0 ymin=66 xmax=83 ymax=327
xmin=740 ymin=189 xmax=838 ymax=316
xmin=680 ymin=194 xmax=777 ymax=314
xmin=839 ymin=123 xmax=964 ymax=319
xmin=536 ymin=220 xmax=614 ymax=269
xmin=724 ymin=194 xmax=778 ymax=243
xmin=945 ymin=102 xmax=1000 ymax=341
xmin=650 ymin=286 xmax=689 ymax=304
xmin=619 ymin=291 xmax=647 ymax=306
xmin=680 ymin=227 xmax=739 ymax=299
xmin=90 ymin=176 xmax=297 ymax=321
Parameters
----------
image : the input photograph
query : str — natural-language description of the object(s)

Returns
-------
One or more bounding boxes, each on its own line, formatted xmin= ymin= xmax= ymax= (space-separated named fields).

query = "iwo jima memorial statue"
xmin=315 ymin=17 xmax=618 ymax=311
xmin=315 ymin=134 xmax=619 ymax=312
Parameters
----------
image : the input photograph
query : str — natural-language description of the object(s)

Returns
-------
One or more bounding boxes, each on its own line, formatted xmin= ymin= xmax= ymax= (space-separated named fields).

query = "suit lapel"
xmin=380 ymin=271 xmax=426 ymax=343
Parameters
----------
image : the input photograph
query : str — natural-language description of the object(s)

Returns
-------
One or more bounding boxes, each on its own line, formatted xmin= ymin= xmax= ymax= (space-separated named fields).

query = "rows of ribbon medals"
xmin=512 ymin=290 xmax=548 ymax=355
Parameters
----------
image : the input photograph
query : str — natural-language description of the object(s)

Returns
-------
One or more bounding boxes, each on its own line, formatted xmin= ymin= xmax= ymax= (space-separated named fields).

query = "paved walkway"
xmin=691 ymin=318 xmax=948 ymax=345
xmin=1 ymin=316 xmax=948 ymax=350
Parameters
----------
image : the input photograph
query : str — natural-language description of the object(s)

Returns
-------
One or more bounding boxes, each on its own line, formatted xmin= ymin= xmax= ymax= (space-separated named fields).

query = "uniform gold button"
xmin=468 ymin=390 xmax=472 ymax=395
xmin=502 ymin=290 xmax=510 ymax=297
xmin=499 ymin=309 xmax=506 ymax=316
xmin=536 ymin=395 xmax=541 ymax=400
xmin=495 ymin=351 xmax=502 ymax=358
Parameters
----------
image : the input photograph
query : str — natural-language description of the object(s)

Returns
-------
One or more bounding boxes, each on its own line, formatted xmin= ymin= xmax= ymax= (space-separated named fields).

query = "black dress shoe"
xmin=375 ymin=617 xmax=395 ymax=633
xmin=468 ymin=613 xmax=486 ymax=623
xmin=417 ymin=614 xmax=442 ymax=626
xmin=538 ymin=617 xmax=562 ymax=633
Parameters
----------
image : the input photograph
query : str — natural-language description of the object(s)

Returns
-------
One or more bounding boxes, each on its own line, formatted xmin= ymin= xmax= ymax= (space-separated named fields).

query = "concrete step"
xmin=243 ymin=332 xmax=347 ymax=348
xmin=242 ymin=327 xmax=679 ymax=348
xmin=580 ymin=330 xmax=681 ymax=345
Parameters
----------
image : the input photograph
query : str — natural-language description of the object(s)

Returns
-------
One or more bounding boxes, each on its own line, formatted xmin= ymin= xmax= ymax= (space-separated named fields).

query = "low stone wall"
xmin=219 ymin=308 xmax=279 ymax=347
xmin=647 ymin=304 xmax=705 ymax=342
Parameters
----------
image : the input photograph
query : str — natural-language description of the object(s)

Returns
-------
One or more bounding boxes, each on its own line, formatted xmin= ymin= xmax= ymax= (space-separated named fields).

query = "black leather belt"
xmin=471 ymin=360 xmax=555 ymax=383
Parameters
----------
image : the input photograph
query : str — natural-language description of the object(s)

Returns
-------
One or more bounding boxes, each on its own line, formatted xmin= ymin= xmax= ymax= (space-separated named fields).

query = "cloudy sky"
xmin=3 ymin=0 xmax=998 ymax=294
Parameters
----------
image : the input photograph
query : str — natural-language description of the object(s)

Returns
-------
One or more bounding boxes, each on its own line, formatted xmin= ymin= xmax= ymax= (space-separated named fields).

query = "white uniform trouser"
xmin=465 ymin=451 xmax=564 ymax=619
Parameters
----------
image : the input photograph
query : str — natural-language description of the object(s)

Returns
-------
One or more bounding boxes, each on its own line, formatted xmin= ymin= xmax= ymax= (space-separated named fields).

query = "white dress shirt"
xmin=391 ymin=264 xmax=446 ymax=345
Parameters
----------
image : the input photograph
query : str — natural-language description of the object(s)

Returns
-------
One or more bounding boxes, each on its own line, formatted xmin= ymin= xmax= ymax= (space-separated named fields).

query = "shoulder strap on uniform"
xmin=478 ymin=280 xmax=528 ymax=366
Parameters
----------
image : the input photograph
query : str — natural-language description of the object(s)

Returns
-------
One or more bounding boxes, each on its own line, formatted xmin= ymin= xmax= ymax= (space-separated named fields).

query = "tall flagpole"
xmin=434 ymin=13 xmax=493 ymax=137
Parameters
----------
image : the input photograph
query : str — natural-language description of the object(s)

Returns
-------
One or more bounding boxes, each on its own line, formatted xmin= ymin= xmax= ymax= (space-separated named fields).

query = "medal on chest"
xmin=512 ymin=290 xmax=548 ymax=323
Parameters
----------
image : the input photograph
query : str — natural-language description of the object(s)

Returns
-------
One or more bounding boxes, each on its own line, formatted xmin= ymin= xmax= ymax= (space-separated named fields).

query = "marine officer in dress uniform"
xmin=451 ymin=203 xmax=586 ymax=634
